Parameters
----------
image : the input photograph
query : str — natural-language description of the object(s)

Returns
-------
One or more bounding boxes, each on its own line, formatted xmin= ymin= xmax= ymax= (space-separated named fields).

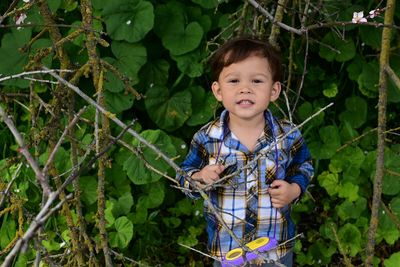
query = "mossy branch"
xmin=365 ymin=1 xmax=395 ymax=266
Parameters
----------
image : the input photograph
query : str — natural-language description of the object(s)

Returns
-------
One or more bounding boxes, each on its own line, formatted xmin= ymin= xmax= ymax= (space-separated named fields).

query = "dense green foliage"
xmin=0 ymin=0 xmax=400 ymax=266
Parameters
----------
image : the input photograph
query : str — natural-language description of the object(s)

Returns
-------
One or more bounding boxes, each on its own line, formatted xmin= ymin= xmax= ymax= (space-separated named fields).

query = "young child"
xmin=178 ymin=36 xmax=314 ymax=266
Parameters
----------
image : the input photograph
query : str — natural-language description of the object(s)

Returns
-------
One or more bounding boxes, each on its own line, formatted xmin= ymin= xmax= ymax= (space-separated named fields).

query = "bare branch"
xmin=247 ymin=0 xmax=302 ymax=35
xmin=0 ymin=106 xmax=51 ymax=198
xmin=0 ymin=69 xmax=73 ymax=83
xmin=1 ymin=192 xmax=72 ymax=267
xmin=42 ymin=106 xmax=87 ymax=176
xmin=366 ymin=1 xmax=395 ymax=265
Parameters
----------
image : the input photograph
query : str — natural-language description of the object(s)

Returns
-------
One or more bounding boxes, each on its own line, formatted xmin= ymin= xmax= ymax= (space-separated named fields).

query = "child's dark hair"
xmin=209 ymin=36 xmax=282 ymax=82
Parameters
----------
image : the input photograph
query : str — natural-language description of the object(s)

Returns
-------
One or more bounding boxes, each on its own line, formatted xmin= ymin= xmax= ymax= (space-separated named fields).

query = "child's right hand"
xmin=191 ymin=165 xmax=225 ymax=188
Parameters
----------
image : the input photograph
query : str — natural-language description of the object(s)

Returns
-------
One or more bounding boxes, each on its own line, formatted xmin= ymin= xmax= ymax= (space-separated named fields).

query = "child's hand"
xmin=191 ymin=165 xmax=225 ymax=188
xmin=268 ymin=180 xmax=301 ymax=208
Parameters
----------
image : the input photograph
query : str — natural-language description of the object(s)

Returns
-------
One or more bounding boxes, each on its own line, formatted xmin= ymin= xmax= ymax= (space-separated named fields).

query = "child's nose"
xmin=239 ymin=84 xmax=252 ymax=94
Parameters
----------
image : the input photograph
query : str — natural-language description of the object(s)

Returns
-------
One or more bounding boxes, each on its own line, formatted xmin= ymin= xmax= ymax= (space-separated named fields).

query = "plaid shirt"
xmin=179 ymin=109 xmax=313 ymax=261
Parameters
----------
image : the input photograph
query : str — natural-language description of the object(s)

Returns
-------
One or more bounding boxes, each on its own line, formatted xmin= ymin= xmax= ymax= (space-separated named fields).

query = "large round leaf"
xmin=123 ymin=129 xmax=176 ymax=184
xmin=79 ymin=176 xmax=98 ymax=205
xmin=162 ymin=22 xmax=203 ymax=55
xmin=137 ymin=181 xmax=165 ymax=209
xmin=104 ymin=91 xmax=134 ymax=114
xmin=337 ymin=223 xmax=362 ymax=257
xmin=145 ymin=85 xmax=192 ymax=131
xmin=357 ymin=61 xmax=379 ymax=98
xmin=154 ymin=2 xmax=203 ymax=55
xmin=109 ymin=216 xmax=133 ymax=249
xmin=139 ymin=59 xmax=170 ymax=89
xmin=102 ymin=0 xmax=154 ymax=43
xmin=111 ymin=41 xmax=147 ymax=84
xmin=153 ymin=2 xmax=185 ymax=37
xmin=0 ymin=28 xmax=31 ymax=87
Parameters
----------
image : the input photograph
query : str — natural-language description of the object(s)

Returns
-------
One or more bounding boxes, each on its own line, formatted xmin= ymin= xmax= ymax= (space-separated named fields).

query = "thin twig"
xmin=42 ymin=106 xmax=87 ymax=176
xmin=0 ymin=106 xmax=51 ymax=198
xmin=0 ymin=69 xmax=73 ymax=83
xmin=246 ymin=0 xmax=302 ymax=35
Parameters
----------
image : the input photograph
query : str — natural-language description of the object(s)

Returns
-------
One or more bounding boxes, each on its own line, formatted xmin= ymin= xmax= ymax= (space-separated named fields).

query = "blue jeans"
xmin=213 ymin=251 xmax=293 ymax=267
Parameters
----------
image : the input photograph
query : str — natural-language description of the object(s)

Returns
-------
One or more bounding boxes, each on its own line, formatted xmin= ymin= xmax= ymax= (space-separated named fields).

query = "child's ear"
xmin=270 ymin=81 xmax=281 ymax=102
xmin=211 ymin=81 xmax=223 ymax=101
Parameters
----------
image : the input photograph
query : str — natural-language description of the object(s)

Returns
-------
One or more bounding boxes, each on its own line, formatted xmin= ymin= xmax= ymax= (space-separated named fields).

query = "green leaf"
xmin=163 ymin=217 xmax=182 ymax=228
xmin=191 ymin=0 xmax=219 ymax=8
xmin=0 ymin=217 xmax=16 ymax=249
xmin=385 ymin=252 xmax=400 ymax=267
xmin=109 ymin=216 xmax=134 ymax=248
xmin=169 ymin=199 xmax=194 ymax=216
xmin=105 ymin=91 xmax=134 ymax=114
xmin=347 ymin=56 xmax=364 ymax=81
xmin=378 ymin=208 xmax=400 ymax=245
xmin=145 ymin=85 xmax=192 ymax=131
xmin=112 ymin=192 xmax=134 ymax=217
xmin=154 ymin=2 xmax=203 ymax=55
xmin=186 ymin=86 xmax=217 ymax=126
xmin=322 ymin=82 xmax=338 ymax=98
xmin=338 ymin=182 xmax=359 ymax=201
xmin=308 ymin=240 xmax=336 ymax=265
xmin=123 ymin=129 xmax=176 ymax=184
xmin=102 ymin=0 xmax=154 ymax=43
xmin=389 ymin=198 xmax=400 ymax=220
xmin=111 ymin=41 xmax=147 ymax=84
xmin=79 ymin=176 xmax=98 ymax=205
xmin=105 ymin=201 xmax=116 ymax=227
xmin=337 ymin=223 xmax=362 ymax=257
xmin=383 ymin=148 xmax=400 ymax=195
xmin=137 ymin=181 xmax=165 ymax=209
xmin=330 ymin=146 xmax=365 ymax=183
xmin=171 ymin=50 xmax=204 ymax=78
xmin=359 ymin=25 xmax=382 ymax=50
xmin=131 ymin=205 xmax=148 ymax=224
xmin=339 ymin=96 xmax=367 ymax=129
xmin=318 ymin=125 xmax=341 ymax=159
xmin=358 ymin=61 xmax=379 ymax=98
xmin=317 ymin=171 xmax=339 ymax=196
xmin=162 ymin=22 xmax=203 ymax=55
xmin=153 ymin=2 xmax=184 ymax=37
xmin=139 ymin=59 xmax=170 ymax=88
xmin=319 ymin=32 xmax=356 ymax=62
xmin=0 ymin=28 xmax=31 ymax=87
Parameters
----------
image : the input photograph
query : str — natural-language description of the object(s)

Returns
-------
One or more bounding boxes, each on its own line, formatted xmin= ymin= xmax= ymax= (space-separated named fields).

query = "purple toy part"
xmin=245 ymin=238 xmax=278 ymax=262
xmin=221 ymin=249 xmax=245 ymax=267
xmin=221 ymin=256 xmax=244 ymax=267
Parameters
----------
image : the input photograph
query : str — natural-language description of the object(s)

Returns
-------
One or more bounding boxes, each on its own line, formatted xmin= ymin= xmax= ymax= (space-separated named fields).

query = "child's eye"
xmin=228 ymin=79 xmax=239 ymax=84
xmin=252 ymin=79 xmax=263 ymax=84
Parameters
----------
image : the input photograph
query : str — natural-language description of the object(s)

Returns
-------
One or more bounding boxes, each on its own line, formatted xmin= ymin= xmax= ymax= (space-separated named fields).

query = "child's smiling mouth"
xmin=236 ymin=99 xmax=254 ymax=105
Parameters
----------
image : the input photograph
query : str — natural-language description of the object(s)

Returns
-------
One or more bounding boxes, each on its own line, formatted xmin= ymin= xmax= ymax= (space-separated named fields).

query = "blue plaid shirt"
xmin=178 ymin=109 xmax=313 ymax=260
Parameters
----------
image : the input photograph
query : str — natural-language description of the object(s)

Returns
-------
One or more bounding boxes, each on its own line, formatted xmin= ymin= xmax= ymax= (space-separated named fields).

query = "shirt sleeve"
xmin=285 ymin=132 xmax=314 ymax=199
xmin=177 ymin=131 xmax=209 ymax=199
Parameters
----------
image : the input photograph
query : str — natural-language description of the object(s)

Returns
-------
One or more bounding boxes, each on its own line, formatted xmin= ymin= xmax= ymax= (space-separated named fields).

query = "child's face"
xmin=211 ymin=55 xmax=281 ymax=123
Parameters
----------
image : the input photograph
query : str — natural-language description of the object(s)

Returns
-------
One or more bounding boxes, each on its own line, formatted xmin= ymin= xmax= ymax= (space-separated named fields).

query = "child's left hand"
xmin=268 ymin=180 xmax=301 ymax=208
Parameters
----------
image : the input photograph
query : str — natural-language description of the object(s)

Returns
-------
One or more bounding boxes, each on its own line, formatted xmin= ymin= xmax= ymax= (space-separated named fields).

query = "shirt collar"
xmin=207 ymin=109 xmax=277 ymax=144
